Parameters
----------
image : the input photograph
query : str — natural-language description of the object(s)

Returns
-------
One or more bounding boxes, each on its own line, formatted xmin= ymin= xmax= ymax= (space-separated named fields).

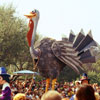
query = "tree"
xmin=86 ymin=59 xmax=100 ymax=85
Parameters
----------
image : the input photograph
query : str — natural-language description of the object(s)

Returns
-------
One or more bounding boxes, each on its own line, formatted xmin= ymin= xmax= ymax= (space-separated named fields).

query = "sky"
xmin=0 ymin=0 xmax=100 ymax=43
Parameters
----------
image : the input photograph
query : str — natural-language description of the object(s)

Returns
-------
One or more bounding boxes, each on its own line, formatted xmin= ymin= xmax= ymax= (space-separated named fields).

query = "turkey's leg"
xmin=52 ymin=78 xmax=57 ymax=90
xmin=45 ymin=78 xmax=50 ymax=92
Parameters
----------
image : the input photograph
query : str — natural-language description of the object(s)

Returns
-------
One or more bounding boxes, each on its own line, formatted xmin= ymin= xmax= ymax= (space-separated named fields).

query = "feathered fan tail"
xmin=71 ymin=30 xmax=99 ymax=63
xmin=69 ymin=30 xmax=76 ymax=43
xmin=51 ymin=29 xmax=99 ymax=73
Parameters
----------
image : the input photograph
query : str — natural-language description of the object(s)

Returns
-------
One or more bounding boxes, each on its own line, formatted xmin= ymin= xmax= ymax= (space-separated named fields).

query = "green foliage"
xmin=86 ymin=59 xmax=100 ymax=85
xmin=88 ymin=71 xmax=99 ymax=84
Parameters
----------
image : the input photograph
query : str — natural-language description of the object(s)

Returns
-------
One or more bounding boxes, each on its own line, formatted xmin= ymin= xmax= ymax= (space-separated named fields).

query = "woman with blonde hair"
xmin=13 ymin=93 xmax=26 ymax=100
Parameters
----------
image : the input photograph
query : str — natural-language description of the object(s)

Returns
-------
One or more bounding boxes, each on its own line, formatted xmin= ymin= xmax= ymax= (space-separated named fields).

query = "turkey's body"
xmin=37 ymin=38 xmax=65 ymax=79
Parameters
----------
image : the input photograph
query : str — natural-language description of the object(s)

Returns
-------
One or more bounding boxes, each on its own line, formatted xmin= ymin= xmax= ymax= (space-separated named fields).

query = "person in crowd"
xmin=80 ymin=73 xmax=90 ymax=85
xmin=93 ymin=83 xmax=98 ymax=92
xmin=62 ymin=98 xmax=69 ymax=100
xmin=41 ymin=90 xmax=62 ymax=100
xmin=75 ymin=84 xmax=97 ymax=100
xmin=74 ymin=80 xmax=80 ymax=92
xmin=0 ymin=67 xmax=11 ymax=100
xmin=70 ymin=73 xmax=90 ymax=100
xmin=13 ymin=93 xmax=26 ymax=100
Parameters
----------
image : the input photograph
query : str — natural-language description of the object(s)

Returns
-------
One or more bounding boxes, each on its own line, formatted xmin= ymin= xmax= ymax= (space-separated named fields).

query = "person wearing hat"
xmin=0 ymin=67 xmax=11 ymax=100
xmin=80 ymin=73 xmax=90 ymax=85
xmin=70 ymin=73 xmax=90 ymax=100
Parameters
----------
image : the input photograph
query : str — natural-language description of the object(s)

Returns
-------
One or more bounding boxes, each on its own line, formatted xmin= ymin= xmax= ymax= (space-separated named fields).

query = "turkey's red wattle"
xmin=27 ymin=19 xmax=34 ymax=47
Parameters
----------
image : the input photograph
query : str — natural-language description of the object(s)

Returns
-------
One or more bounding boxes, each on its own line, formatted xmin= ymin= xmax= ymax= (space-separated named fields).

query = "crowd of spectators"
xmin=1 ymin=73 xmax=100 ymax=100
xmin=10 ymin=78 xmax=75 ymax=99
xmin=9 ymin=77 xmax=100 ymax=100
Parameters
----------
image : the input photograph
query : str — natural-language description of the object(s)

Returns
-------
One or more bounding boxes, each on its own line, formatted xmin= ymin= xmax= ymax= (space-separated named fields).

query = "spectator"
xmin=62 ymin=98 xmax=69 ymax=100
xmin=75 ymin=81 xmax=80 ymax=92
xmin=70 ymin=73 xmax=90 ymax=100
xmin=41 ymin=90 xmax=62 ymax=100
xmin=13 ymin=93 xmax=26 ymax=100
xmin=80 ymin=73 xmax=90 ymax=85
xmin=75 ymin=84 xmax=97 ymax=100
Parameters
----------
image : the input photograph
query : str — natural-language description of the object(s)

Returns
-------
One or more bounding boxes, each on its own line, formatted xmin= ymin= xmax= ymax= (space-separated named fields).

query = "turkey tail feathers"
xmin=71 ymin=31 xmax=100 ymax=63
xmin=51 ymin=31 xmax=99 ymax=73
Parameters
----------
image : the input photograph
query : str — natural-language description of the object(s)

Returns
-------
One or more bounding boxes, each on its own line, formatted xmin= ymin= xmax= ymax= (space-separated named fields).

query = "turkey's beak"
xmin=24 ymin=12 xmax=37 ymax=19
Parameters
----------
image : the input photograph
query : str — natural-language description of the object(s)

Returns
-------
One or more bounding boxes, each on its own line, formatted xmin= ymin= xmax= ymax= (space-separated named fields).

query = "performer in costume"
xmin=70 ymin=73 xmax=90 ymax=100
xmin=0 ymin=67 xmax=11 ymax=100
xmin=80 ymin=73 xmax=90 ymax=85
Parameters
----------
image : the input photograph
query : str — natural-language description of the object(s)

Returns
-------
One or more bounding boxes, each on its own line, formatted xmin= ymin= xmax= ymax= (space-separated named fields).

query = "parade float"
xmin=24 ymin=9 xmax=100 ymax=92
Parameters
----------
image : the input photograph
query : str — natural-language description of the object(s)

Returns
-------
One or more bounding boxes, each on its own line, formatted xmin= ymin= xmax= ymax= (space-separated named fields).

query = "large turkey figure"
xmin=25 ymin=9 xmax=99 ymax=92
